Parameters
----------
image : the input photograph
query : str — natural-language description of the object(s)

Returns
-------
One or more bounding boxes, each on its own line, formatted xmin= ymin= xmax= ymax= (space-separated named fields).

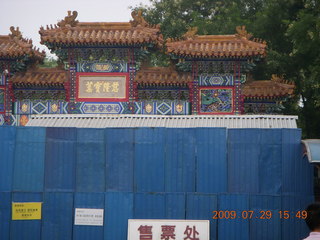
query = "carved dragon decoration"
xmin=130 ymin=10 xmax=149 ymax=27
xmin=236 ymin=26 xmax=252 ymax=39
xmin=9 ymin=26 xmax=22 ymax=39
xmin=57 ymin=11 xmax=79 ymax=28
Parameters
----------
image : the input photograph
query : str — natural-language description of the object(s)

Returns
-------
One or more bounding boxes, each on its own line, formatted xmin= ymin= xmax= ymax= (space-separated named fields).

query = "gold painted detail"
xmin=21 ymin=103 xmax=28 ymax=113
xmin=51 ymin=103 xmax=58 ymax=112
xmin=145 ymin=103 xmax=153 ymax=113
xmin=20 ymin=115 xmax=29 ymax=126
xmin=176 ymin=104 xmax=183 ymax=113
xmin=85 ymin=81 xmax=119 ymax=93
xmin=94 ymin=63 xmax=112 ymax=72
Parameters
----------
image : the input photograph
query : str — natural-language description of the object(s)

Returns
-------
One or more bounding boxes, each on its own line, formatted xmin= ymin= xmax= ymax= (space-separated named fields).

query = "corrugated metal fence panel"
xmin=11 ymin=192 xmax=42 ymax=240
xmin=76 ymin=129 xmax=105 ymax=192
xmin=105 ymin=192 xmax=133 ymax=240
xmin=166 ymin=193 xmax=186 ymax=219
xmin=249 ymin=195 xmax=281 ymax=240
xmin=0 ymin=126 xmax=16 ymax=191
xmin=282 ymin=129 xmax=300 ymax=194
xmin=105 ymin=128 xmax=134 ymax=192
xmin=186 ymin=193 xmax=218 ymax=240
xmin=42 ymin=192 xmax=73 ymax=240
xmin=281 ymin=195 xmax=314 ymax=240
xmin=73 ymin=193 xmax=105 ymax=240
xmin=218 ymin=194 xmax=249 ymax=240
xmin=165 ymin=129 xmax=195 ymax=192
xmin=134 ymin=193 xmax=166 ymax=219
xmin=196 ymin=128 xmax=227 ymax=193
xmin=259 ymin=129 xmax=282 ymax=195
xmin=0 ymin=192 xmax=11 ymax=240
xmin=45 ymin=128 xmax=77 ymax=192
xmin=228 ymin=129 xmax=260 ymax=194
xmin=135 ymin=128 xmax=165 ymax=192
xmin=13 ymin=127 xmax=46 ymax=192
xmin=282 ymin=129 xmax=313 ymax=195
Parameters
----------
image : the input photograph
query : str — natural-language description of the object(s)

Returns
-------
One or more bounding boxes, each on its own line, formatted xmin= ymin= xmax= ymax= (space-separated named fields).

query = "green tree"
xmin=40 ymin=57 xmax=58 ymax=68
xmin=133 ymin=0 xmax=320 ymax=138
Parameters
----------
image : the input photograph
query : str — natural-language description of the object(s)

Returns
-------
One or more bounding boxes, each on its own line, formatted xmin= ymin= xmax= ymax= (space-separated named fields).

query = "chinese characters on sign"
xmin=138 ymin=225 xmax=153 ymax=240
xmin=85 ymin=81 xmax=120 ymax=94
xmin=76 ymin=73 xmax=128 ymax=102
xmin=74 ymin=208 xmax=104 ymax=226
xmin=128 ymin=220 xmax=209 ymax=240
xmin=12 ymin=202 xmax=42 ymax=220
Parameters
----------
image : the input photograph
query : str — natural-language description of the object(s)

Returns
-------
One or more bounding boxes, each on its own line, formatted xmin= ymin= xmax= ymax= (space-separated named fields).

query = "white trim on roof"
xmin=26 ymin=114 xmax=298 ymax=129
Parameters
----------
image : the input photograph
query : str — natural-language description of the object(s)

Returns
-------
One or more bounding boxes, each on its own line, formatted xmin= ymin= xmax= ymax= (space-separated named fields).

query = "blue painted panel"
xmin=282 ymin=129 xmax=300 ymax=194
xmin=11 ymin=193 xmax=42 ymax=240
xmin=281 ymin=195 xmax=314 ymax=240
xmin=15 ymin=127 xmax=46 ymax=142
xmin=135 ymin=128 xmax=165 ymax=192
xmin=0 ymin=192 xmax=11 ymax=240
xmin=165 ymin=129 xmax=195 ymax=192
xmin=218 ymin=194 xmax=249 ymax=240
xmin=134 ymin=193 xmax=166 ymax=219
xmin=105 ymin=192 xmax=133 ymax=240
xmin=196 ymin=128 xmax=227 ymax=193
xmin=282 ymin=129 xmax=313 ymax=195
xmin=13 ymin=127 xmax=46 ymax=192
xmin=186 ymin=193 xmax=217 ymax=240
xmin=73 ymin=193 xmax=105 ymax=240
xmin=45 ymin=128 xmax=77 ymax=191
xmin=0 ymin=127 xmax=16 ymax=191
xmin=249 ymin=195 xmax=281 ymax=240
xmin=259 ymin=129 xmax=282 ymax=195
xmin=42 ymin=193 xmax=73 ymax=240
xmin=166 ymin=193 xmax=186 ymax=219
xmin=105 ymin=129 xmax=134 ymax=192
xmin=0 ymin=126 xmax=16 ymax=141
xmin=76 ymin=129 xmax=105 ymax=192
xmin=228 ymin=129 xmax=260 ymax=193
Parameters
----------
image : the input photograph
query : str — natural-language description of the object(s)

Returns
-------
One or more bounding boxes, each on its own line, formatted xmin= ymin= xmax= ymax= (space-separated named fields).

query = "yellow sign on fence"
xmin=12 ymin=202 xmax=42 ymax=220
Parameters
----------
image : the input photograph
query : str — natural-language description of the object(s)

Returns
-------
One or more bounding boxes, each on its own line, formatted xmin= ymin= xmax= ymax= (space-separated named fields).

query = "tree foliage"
xmin=132 ymin=0 xmax=320 ymax=138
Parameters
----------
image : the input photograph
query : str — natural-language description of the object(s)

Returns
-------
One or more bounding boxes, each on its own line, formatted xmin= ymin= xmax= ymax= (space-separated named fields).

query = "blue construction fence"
xmin=0 ymin=126 xmax=314 ymax=240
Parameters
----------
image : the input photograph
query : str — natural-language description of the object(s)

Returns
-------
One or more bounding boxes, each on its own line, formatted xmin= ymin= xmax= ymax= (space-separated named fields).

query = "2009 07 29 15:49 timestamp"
xmin=212 ymin=210 xmax=307 ymax=220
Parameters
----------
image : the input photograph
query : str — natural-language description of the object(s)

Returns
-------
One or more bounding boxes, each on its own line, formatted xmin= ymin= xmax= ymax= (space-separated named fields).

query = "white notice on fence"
xmin=128 ymin=219 xmax=210 ymax=240
xmin=74 ymin=208 xmax=104 ymax=226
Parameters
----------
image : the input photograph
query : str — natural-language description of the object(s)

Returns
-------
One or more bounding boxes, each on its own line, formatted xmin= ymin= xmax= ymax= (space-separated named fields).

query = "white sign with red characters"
xmin=128 ymin=219 xmax=210 ymax=240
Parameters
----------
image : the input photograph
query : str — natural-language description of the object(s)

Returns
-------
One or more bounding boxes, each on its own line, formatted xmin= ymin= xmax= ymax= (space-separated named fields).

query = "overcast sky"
xmin=0 ymin=0 xmax=151 ymax=57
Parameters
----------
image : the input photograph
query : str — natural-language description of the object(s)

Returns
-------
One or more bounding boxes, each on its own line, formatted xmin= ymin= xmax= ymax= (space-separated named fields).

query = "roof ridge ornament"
xmin=57 ymin=11 xmax=79 ymax=28
xmin=182 ymin=27 xmax=198 ymax=40
xmin=130 ymin=10 xmax=149 ymax=27
xmin=9 ymin=26 xmax=22 ymax=39
xmin=236 ymin=26 xmax=252 ymax=39
xmin=271 ymin=74 xmax=294 ymax=85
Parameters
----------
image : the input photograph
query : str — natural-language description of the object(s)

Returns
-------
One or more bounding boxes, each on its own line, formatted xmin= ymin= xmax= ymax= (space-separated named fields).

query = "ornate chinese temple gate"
xmin=0 ymin=10 xmax=296 ymax=125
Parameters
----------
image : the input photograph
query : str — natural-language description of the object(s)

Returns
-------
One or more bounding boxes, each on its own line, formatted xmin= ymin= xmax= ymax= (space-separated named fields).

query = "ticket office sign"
xmin=12 ymin=202 xmax=42 ymax=220
xmin=76 ymin=73 xmax=129 ymax=102
xmin=128 ymin=219 xmax=209 ymax=240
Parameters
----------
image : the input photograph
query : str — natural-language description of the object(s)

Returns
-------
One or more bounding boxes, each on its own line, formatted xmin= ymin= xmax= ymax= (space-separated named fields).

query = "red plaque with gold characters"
xmin=76 ymin=73 xmax=129 ymax=102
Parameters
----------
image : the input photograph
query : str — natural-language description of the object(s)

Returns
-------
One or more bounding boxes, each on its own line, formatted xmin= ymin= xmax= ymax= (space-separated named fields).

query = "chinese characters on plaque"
xmin=76 ymin=73 xmax=128 ymax=102
xmin=128 ymin=220 xmax=209 ymax=240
